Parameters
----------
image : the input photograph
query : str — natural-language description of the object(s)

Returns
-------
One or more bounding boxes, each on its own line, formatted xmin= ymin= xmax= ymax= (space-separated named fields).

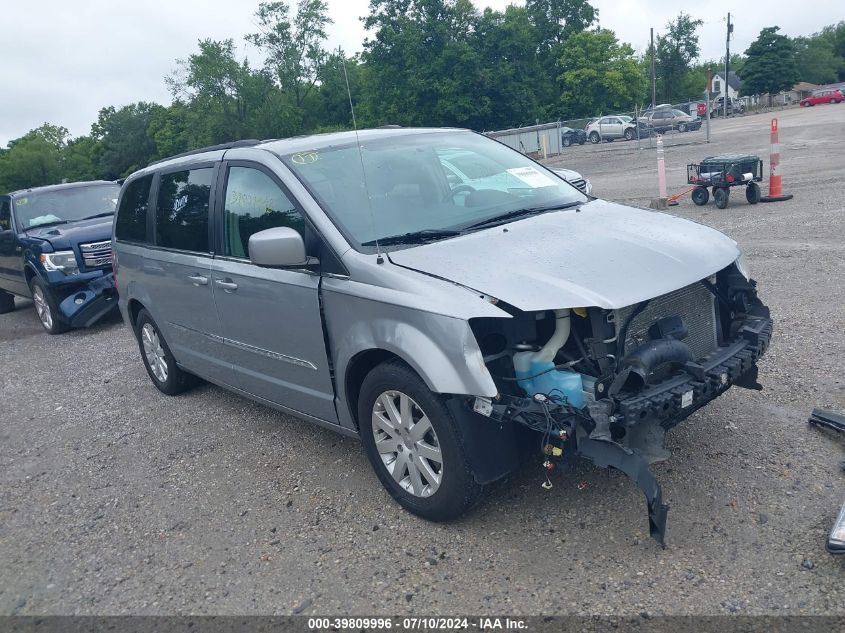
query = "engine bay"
xmin=467 ymin=262 xmax=773 ymax=546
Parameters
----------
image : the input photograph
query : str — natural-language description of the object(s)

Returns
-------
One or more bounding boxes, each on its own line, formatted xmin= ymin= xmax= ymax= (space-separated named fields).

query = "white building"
xmin=710 ymin=71 xmax=743 ymax=100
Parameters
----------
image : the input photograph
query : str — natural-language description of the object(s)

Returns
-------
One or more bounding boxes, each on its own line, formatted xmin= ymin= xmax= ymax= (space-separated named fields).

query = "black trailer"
xmin=687 ymin=153 xmax=764 ymax=209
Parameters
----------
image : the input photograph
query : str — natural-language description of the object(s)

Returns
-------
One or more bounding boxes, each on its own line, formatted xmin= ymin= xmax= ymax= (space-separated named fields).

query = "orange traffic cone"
xmin=760 ymin=118 xmax=793 ymax=202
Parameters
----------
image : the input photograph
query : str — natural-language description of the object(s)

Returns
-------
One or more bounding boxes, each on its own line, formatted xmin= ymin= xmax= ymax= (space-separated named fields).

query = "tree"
xmin=247 ymin=1 xmax=333 ymax=109
xmin=526 ymin=0 xmax=597 ymax=47
xmin=655 ymin=13 xmax=703 ymax=102
xmin=0 ymin=125 xmax=69 ymax=192
xmin=793 ymin=34 xmax=841 ymax=84
xmin=361 ymin=0 xmax=489 ymax=128
xmin=557 ymin=29 xmax=647 ymax=117
xmin=741 ymin=27 xmax=798 ymax=96
xmin=91 ymin=103 xmax=163 ymax=179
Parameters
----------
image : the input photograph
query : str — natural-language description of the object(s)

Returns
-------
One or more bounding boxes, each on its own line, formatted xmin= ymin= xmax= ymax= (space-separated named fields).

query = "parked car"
xmin=113 ymin=129 xmax=772 ymax=544
xmin=551 ymin=168 xmax=592 ymax=195
xmin=584 ymin=116 xmax=640 ymax=142
xmin=640 ymin=109 xmax=702 ymax=133
xmin=800 ymin=89 xmax=844 ymax=106
xmin=0 ymin=181 xmax=120 ymax=333
xmin=560 ymin=126 xmax=586 ymax=147
xmin=710 ymin=96 xmax=745 ymax=117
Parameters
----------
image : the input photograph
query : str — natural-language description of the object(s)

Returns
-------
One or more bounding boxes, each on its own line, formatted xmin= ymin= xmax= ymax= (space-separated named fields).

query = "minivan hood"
xmin=388 ymin=199 xmax=740 ymax=311
xmin=25 ymin=217 xmax=113 ymax=250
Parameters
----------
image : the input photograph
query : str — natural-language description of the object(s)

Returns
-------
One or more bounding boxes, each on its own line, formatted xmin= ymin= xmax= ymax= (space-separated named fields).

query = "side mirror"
xmin=248 ymin=227 xmax=309 ymax=268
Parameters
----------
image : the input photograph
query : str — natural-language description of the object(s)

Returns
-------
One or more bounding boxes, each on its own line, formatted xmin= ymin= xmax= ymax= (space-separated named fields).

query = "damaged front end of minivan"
xmin=462 ymin=262 xmax=772 ymax=547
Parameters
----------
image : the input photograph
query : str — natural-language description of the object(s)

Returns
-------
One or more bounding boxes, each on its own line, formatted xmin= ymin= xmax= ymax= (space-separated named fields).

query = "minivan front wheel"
xmin=359 ymin=360 xmax=483 ymax=521
xmin=29 ymin=278 xmax=69 ymax=334
xmin=134 ymin=308 xmax=198 ymax=395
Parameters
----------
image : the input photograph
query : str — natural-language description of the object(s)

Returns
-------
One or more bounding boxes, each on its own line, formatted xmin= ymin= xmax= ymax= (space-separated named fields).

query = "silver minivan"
xmin=113 ymin=128 xmax=772 ymax=545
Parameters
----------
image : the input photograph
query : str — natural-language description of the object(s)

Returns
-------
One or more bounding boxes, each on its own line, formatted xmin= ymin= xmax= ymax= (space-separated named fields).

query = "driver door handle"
xmin=214 ymin=279 xmax=238 ymax=292
xmin=187 ymin=273 xmax=208 ymax=286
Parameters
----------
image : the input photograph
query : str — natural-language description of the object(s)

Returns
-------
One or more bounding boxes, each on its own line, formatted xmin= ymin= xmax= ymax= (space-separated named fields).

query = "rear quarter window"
xmin=115 ymin=176 xmax=153 ymax=242
xmin=155 ymin=168 xmax=213 ymax=252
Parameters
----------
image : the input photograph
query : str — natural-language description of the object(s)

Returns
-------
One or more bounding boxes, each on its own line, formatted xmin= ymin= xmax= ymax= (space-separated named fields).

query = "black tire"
xmin=589 ymin=131 xmax=600 ymax=144
xmin=746 ymin=182 xmax=761 ymax=205
xmin=562 ymin=136 xmax=571 ymax=147
xmin=678 ymin=123 xmax=688 ymax=132
xmin=578 ymin=139 xmax=585 ymax=145
xmin=691 ymin=187 xmax=710 ymax=206
xmin=134 ymin=308 xmax=199 ymax=395
xmin=714 ymin=187 xmax=730 ymax=210
xmin=0 ymin=290 xmax=15 ymax=314
xmin=29 ymin=277 xmax=70 ymax=334
xmin=358 ymin=359 xmax=484 ymax=522
xmin=624 ymin=128 xmax=635 ymax=141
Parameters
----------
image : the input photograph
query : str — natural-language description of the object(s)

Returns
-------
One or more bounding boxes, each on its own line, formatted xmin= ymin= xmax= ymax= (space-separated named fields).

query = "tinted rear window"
xmin=155 ymin=168 xmax=213 ymax=252
xmin=115 ymin=176 xmax=152 ymax=242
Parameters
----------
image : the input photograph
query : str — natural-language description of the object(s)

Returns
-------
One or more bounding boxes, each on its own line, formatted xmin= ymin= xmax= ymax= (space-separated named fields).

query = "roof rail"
xmin=149 ymin=139 xmax=262 ymax=166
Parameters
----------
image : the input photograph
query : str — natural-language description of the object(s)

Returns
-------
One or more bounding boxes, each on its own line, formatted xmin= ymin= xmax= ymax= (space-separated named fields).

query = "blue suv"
xmin=0 ymin=181 xmax=120 ymax=333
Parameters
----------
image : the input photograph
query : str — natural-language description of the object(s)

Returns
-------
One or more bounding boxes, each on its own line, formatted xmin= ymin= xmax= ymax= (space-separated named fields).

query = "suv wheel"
xmin=135 ymin=308 xmax=199 ymax=395
xmin=562 ymin=136 xmax=571 ymax=147
xmin=624 ymin=128 xmax=635 ymax=141
xmin=358 ymin=360 xmax=483 ymax=521
xmin=589 ymin=131 xmax=600 ymax=144
xmin=0 ymin=290 xmax=15 ymax=314
xmin=29 ymin=278 xmax=69 ymax=334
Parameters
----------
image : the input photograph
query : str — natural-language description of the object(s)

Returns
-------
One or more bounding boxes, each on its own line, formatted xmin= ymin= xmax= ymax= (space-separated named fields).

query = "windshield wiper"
xmin=361 ymin=229 xmax=463 ymax=247
xmin=24 ymin=220 xmax=68 ymax=231
xmin=79 ymin=212 xmax=115 ymax=221
xmin=463 ymin=201 xmax=582 ymax=231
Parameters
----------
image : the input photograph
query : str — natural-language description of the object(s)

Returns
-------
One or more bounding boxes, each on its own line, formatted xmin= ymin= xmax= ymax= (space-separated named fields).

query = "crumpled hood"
xmin=25 ymin=217 xmax=113 ymax=251
xmin=388 ymin=199 xmax=740 ymax=311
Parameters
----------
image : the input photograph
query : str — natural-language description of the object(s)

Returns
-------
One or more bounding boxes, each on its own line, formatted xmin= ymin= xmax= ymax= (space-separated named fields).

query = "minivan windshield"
xmin=283 ymin=131 xmax=588 ymax=252
xmin=13 ymin=184 xmax=119 ymax=229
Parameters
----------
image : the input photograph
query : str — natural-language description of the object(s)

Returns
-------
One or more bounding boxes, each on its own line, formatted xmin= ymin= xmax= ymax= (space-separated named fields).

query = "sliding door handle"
xmin=214 ymin=279 xmax=238 ymax=292
xmin=187 ymin=273 xmax=208 ymax=286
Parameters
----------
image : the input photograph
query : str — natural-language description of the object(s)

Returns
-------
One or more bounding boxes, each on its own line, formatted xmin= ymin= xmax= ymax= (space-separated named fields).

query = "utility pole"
xmin=651 ymin=28 xmax=656 ymax=108
xmin=724 ymin=13 xmax=732 ymax=119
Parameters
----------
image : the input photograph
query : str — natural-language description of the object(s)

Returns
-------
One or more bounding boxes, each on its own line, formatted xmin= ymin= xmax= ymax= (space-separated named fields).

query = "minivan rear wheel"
xmin=134 ymin=308 xmax=199 ymax=395
xmin=358 ymin=360 xmax=483 ymax=521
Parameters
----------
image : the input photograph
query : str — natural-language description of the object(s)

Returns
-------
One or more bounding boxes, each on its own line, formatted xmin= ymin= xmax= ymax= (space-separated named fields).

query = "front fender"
xmin=322 ymin=285 xmax=498 ymax=430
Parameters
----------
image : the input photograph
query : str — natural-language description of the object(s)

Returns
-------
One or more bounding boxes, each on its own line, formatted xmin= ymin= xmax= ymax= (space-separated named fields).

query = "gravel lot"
xmin=2 ymin=105 xmax=844 ymax=616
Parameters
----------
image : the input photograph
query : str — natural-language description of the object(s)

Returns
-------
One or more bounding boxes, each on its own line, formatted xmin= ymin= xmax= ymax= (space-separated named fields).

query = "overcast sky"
xmin=0 ymin=0 xmax=838 ymax=145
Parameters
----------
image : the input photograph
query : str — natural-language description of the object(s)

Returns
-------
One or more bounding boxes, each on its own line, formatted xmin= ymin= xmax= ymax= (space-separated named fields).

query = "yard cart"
xmin=687 ymin=153 xmax=764 ymax=209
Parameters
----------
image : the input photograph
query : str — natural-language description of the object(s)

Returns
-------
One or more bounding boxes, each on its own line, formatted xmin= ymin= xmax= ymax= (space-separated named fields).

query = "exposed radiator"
xmin=614 ymin=281 xmax=718 ymax=361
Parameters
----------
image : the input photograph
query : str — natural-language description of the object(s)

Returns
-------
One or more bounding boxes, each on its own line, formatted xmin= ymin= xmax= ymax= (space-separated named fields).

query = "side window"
xmin=156 ymin=168 xmax=213 ymax=252
xmin=222 ymin=166 xmax=305 ymax=259
xmin=0 ymin=198 xmax=10 ymax=231
xmin=115 ymin=175 xmax=152 ymax=242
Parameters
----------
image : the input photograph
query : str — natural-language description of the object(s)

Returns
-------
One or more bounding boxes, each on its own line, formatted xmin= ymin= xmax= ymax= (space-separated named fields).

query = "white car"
xmin=584 ymin=116 xmax=639 ymax=143
xmin=552 ymin=167 xmax=592 ymax=195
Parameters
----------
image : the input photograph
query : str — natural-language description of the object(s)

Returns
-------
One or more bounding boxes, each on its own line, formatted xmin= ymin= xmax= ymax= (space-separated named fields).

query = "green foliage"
xmin=655 ymin=13 xmax=703 ymax=103
xmin=247 ymin=1 xmax=333 ymax=108
xmin=91 ymin=102 xmax=163 ymax=179
xmin=526 ymin=0 xmax=598 ymax=47
xmin=0 ymin=125 xmax=68 ymax=192
xmin=558 ymin=29 xmax=646 ymax=117
xmin=793 ymin=34 xmax=843 ymax=84
xmin=741 ymin=27 xmax=799 ymax=96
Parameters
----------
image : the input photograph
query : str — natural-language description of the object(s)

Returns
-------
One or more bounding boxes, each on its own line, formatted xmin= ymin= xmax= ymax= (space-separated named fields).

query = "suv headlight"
xmin=41 ymin=251 xmax=80 ymax=275
xmin=735 ymin=253 xmax=751 ymax=280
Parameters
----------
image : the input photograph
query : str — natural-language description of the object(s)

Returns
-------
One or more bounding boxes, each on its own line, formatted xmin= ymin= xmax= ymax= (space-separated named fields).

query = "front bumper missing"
xmin=57 ymin=273 xmax=118 ymax=328
xmin=488 ymin=314 xmax=773 ymax=547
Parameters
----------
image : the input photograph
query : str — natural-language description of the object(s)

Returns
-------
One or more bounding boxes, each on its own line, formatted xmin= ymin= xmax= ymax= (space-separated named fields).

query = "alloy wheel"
xmin=141 ymin=322 xmax=168 ymax=383
xmin=32 ymin=286 xmax=53 ymax=329
xmin=371 ymin=390 xmax=443 ymax=498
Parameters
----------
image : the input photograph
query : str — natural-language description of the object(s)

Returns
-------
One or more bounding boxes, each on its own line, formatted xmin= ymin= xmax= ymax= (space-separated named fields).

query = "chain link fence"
xmin=486 ymin=94 xmax=716 ymax=159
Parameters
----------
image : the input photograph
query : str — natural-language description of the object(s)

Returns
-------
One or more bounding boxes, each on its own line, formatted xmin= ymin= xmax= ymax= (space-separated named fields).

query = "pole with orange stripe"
xmin=761 ymin=118 xmax=793 ymax=202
